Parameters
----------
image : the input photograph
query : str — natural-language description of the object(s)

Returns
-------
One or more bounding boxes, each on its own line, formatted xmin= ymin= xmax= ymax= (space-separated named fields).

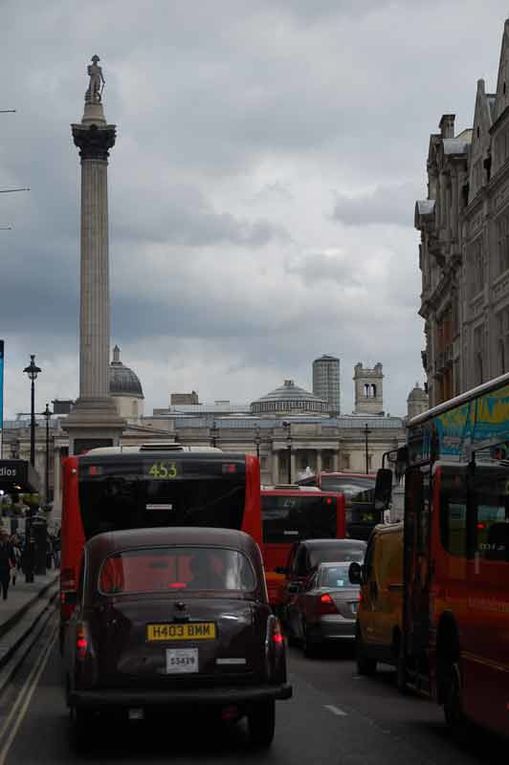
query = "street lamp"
xmin=23 ymin=354 xmax=41 ymax=467
xmin=363 ymin=423 xmax=371 ymax=474
xmin=254 ymin=425 xmax=261 ymax=459
xmin=43 ymin=403 xmax=53 ymax=507
xmin=283 ymin=421 xmax=292 ymax=483
xmin=210 ymin=420 xmax=219 ymax=448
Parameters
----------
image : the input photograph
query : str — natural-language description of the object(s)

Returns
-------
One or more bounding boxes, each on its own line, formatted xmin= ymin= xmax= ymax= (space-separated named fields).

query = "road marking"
xmin=324 ymin=704 xmax=347 ymax=717
xmin=0 ymin=624 xmax=57 ymax=765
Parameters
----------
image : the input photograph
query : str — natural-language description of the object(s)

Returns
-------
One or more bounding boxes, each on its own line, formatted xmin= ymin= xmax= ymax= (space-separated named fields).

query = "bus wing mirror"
xmin=349 ymin=561 xmax=362 ymax=585
xmin=374 ymin=468 xmax=393 ymax=510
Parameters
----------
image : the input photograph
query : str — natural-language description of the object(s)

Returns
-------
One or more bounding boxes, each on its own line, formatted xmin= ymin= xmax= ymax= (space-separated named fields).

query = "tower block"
xmin=63 ymin=56 xmax=125 ymax=453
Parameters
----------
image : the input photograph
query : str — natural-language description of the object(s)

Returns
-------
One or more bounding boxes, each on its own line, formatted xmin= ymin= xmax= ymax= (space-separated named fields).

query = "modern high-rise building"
xmin=312 ymin=355 xmax=340 ymax=415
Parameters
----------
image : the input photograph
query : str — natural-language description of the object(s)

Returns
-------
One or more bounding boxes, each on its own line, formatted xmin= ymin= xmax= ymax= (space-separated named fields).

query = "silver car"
xmin=286 ymin=562 xmax=360 ymax=656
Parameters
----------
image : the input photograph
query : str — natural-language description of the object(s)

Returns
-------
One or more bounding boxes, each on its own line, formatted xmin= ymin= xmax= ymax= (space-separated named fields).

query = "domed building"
xmin=250 ymin=379 xmax=328 ymax=417
xmin=109 ymin=346 xmax=144 ymax=422
xmin=407 ymin=382 xmax=428 ymax=420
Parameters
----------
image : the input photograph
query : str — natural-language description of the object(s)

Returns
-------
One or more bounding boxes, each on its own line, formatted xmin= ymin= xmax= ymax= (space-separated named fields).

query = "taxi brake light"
xmin=222 ymin=463 xmax=237 ymax=474
xmin=76 ymin=629 xmax=88 ymax=659
xmin=168 ymin=582 xmax=187 ymax=589
xmin=325 ymin=497 xmax=333 ymax=504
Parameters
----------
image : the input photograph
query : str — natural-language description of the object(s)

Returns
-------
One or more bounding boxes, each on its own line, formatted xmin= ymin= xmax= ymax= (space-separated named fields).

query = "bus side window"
xmin=474 ymin=468 xmax=509 ymax=561
xmin=439 ymin=468 xmax=468 ymax=557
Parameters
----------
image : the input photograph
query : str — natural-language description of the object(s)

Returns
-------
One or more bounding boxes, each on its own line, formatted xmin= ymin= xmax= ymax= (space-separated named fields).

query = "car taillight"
xmin=272 ymin=619 xmax=284 ymax=645
xmin=317 ymin=593 xmax=338 ymax=615
xmin=76 ymin=625 xmax=88 ymax=660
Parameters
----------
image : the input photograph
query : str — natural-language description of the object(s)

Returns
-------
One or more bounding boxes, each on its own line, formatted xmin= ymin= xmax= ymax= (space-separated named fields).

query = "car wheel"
xmin=302 ymin=621 xmax=318 ymax=658
xmin=70 ymin=707 xmax=95 ymax=752
xmin=247 ymin=699 xmax=275 ymax=748
xmin=355 ymin=630 xmax=377 ymax=675
xmin=395 ymin=636 xmax=408 ymax=693
xmin=444 ymin=662 xmax=469 ymax=743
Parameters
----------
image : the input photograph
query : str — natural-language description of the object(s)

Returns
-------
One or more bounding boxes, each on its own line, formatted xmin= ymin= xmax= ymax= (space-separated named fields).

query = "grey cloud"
xmin=286 ymin=252 xmax=362 ymax=287
xmin=332 ymin=182 xmax=421 ymax=227
xmin=114 ymin=185 xmax=286 ymax=248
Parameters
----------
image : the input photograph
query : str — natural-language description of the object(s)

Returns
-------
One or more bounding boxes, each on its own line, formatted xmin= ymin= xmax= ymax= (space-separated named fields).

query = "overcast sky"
xmin=1 ymin=0 xmax=508 ymax=420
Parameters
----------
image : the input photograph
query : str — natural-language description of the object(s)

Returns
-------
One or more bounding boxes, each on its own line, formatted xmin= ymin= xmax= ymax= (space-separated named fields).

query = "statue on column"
xmin=85 ymin=55 xmax=105 ymax=103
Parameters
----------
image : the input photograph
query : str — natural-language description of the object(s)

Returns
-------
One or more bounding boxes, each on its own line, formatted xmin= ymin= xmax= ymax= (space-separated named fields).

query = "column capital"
xmin=72 ymin=123 xmax=116 ymax=160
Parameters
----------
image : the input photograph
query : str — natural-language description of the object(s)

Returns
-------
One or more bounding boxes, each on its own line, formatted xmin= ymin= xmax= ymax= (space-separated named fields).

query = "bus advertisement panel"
xmin=384 ymin=373 xmax=509 ymax=740
xmin=60 ymin=446 xmax=261 ymax=629
xmin=261 ymin=487 xmax=345 ymax=607
xmin=296 ymin=472 xmax=380 ymax=540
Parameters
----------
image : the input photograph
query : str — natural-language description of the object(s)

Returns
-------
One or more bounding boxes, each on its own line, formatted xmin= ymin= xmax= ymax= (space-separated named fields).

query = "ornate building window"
xmin=496 ymin=210 xmax=509 ymax=275
xmin=467 ymin=236 xmax=484 ymax=298
xmin=473 ymin=325 xmax=484 ymax=384
xmin=496 ymin=307 xmax=509 ymax=374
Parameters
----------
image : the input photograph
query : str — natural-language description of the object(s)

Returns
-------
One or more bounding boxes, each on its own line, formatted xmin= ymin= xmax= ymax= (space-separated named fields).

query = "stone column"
xmin=316 ymin=450 xmax=323 ymax=474
xmin=271 ymin=450 xmax=279 ymax=485
xmin=290 ymin=452 xmax=296 ymax=483
xmin=63 ymin=58 xmax=125 ymax=453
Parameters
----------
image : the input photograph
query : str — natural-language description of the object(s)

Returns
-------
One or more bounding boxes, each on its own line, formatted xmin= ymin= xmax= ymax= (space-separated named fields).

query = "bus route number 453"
xmin=146 ymin=461 xmax=178 ymax=480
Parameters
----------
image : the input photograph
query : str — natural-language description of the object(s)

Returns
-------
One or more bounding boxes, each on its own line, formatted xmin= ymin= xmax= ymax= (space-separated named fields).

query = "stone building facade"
xmin=416 ymin=20 xmax=509 ymax=406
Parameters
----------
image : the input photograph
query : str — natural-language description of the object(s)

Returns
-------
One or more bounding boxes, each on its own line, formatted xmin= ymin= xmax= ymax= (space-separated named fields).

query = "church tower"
xmin=353 ymin=362 xmax=384 ymax=415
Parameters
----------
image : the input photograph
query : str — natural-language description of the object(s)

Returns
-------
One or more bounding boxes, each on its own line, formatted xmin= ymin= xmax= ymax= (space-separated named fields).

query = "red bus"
xmin=60 ymin=445 xmax=261 ymax=634
xmin=261 ymin=486 xmax=345 ymax=607
xmin=296 ymin=471 xmax=380 ymax=540
xmin=375 ymin=374 xmax=509 ymax=739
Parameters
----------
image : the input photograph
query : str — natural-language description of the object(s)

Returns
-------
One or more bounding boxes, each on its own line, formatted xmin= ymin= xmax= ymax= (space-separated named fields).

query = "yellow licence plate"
xmin=146 ymin=622 xmax=216 ymax=642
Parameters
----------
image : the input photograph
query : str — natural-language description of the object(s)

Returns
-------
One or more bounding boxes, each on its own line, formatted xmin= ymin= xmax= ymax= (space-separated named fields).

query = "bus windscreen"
xmin=262 ymin=495 xmax=337 ymax=543
xmin=78 ymin=457 xmax=246 ymax=539
xmin=319 ymin=476 xmax=375 ymax=496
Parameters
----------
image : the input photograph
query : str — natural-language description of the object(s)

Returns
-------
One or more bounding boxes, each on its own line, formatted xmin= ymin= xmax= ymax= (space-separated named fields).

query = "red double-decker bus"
xmin=261 ymin=486 xmax=345 ymax=607
xmin=296 ymin=471 xmax=380 ymax=540
xmin=60 ymin=445 xmax=261 ymax=638
xmin=375 ymin=374 xmax=509 ymax=739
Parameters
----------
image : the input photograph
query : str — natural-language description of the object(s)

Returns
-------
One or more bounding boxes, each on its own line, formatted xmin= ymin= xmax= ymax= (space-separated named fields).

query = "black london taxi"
xmin=64 ymin=527 xmax=291 ymax=748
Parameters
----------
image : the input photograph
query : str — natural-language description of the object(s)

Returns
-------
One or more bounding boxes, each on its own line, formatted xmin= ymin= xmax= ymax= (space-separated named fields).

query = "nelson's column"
xmin=63 ymin=56 xmax=125 ymax=453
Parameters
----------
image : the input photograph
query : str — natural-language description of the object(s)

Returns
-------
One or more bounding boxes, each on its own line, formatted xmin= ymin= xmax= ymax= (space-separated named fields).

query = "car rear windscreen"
xmin=262 ymin=494 xmax=337 ymax=543
xmin=309 ymin=543 xmax=366 ymax=568
xmin=79 ymin=457 xmax=246 ymax=539
xmin=98 ymin=547 xmax=256 ymax=594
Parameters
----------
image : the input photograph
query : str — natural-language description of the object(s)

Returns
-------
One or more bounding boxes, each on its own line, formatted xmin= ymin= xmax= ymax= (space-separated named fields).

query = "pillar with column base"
xmin=63 ymin=56 xmax=125 ymax=454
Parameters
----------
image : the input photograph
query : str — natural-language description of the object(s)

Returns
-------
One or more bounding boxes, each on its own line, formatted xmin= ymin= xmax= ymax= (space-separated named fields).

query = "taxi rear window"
xmin=98 ymin=546 xmax=256 ymax=595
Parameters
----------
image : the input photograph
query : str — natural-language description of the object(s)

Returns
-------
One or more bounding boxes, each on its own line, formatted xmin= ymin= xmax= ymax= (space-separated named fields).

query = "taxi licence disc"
xmin=147 ymin=622 xmax=216 ymax=641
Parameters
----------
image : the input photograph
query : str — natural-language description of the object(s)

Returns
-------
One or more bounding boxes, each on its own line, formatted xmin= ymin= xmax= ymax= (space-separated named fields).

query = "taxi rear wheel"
xmin=70 ymin=707 xmax=96 ymax=752
xmin=247 ymin=699 xmax=275 ymax=748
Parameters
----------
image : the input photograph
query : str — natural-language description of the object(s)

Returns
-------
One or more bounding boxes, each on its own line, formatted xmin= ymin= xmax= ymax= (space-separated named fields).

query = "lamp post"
xmin=43 ymin=403 xmax=52 ymax=507
xmin=363 ymin=423 xmax=371 ymax=474
xmin=283 ymin=421 xmax=292 ymax=483
xmin=23 ymin=355 xmax=41 ymax=467
xmin=254 ymin=425 xmax=261 ymax=459
xmin=210 ymin=420 xmax=219 ymax=448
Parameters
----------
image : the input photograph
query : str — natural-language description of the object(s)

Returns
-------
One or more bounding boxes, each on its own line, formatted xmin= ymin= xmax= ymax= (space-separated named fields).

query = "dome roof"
xmin=407 ymin=383 xmax=428 ymax=402
xmin=250 ymin=379 xmax=328 ymax=415
xmin=109 ymin=346 xmax=143 ymax=398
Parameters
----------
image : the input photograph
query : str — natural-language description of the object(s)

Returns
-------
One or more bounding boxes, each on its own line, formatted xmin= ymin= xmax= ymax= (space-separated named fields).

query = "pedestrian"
xmin=0 ymin=529 xmax=15 ymax=601
xmin=51 ymin=530 xmax=61 ymax=569
xmin=9 ymin=534 xmax=21 ymax=586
